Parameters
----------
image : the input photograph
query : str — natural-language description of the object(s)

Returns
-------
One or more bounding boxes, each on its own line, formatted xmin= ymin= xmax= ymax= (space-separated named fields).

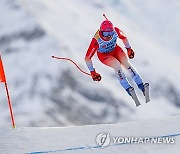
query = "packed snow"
xmin=0 ymin=115 xmax=180 ymax=153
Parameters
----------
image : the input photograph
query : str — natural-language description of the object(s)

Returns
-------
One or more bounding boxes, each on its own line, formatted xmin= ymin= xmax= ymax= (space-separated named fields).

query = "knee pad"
xmin=117 ymin=70 xmax=131 ymax=89
xmin=117 ymin=70 xmax=125 ymax=80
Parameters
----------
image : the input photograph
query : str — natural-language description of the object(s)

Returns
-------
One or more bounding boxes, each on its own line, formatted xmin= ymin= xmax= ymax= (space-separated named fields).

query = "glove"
xmin=127 ymin=48 xmax=135 ymax=59
xmin=90 ymin=70 xmax=101 ymax=81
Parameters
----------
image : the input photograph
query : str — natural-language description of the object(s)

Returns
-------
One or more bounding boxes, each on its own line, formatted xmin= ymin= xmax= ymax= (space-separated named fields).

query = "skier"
xmin=85 ymin=18 xmax=146 ymax=98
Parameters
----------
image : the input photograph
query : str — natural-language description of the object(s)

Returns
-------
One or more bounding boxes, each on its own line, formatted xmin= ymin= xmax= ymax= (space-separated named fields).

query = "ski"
xmin=129 ymin=87 xmax=141 ymax=107
xmin=144 ymin=83 xmax=150 ymax=103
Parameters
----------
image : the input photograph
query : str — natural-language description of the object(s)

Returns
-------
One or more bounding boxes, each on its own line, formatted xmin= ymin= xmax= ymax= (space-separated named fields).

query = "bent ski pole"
xmin=52 ymin=55 xmax=91 ymax=76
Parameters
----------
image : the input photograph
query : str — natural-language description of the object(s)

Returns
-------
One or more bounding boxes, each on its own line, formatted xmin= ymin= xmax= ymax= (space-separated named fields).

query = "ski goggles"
xmin=102 ymin=31 xmax=114 ymax=37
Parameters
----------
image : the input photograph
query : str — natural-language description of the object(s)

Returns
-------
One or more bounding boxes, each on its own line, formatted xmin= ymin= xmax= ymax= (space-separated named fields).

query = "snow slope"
xmin=0 ymin=115 xmax=179 ymax=154
xmin=19 ymin=0 xmax=180 ymax=120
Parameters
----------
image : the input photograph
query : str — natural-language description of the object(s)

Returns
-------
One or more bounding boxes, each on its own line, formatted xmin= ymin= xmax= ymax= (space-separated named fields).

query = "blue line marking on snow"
xmin=27 ymin=133 xmax=180 ymax=154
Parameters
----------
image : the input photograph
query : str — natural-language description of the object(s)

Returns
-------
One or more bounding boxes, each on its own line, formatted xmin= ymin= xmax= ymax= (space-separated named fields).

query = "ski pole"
xmin=52 ymin=55 xmax=91 ymax=76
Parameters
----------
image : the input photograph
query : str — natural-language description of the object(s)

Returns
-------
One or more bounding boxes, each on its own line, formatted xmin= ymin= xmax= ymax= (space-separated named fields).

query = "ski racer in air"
xmin=85 ymin=17 xmax=147 ymax=100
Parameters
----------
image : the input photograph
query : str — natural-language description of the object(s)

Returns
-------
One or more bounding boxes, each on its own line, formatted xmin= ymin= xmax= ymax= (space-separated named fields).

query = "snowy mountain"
xmin=0 ymin=0 xmax=179 ymax=128
xmin=0 ymin=115 xmax=180 ymax=153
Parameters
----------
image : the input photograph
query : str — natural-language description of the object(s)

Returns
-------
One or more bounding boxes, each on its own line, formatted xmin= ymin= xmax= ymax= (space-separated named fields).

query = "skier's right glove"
xmin=127 ymin=48 xmax=135 ymax=59
xmin=90 ymin=70 xmax=101 ymax=81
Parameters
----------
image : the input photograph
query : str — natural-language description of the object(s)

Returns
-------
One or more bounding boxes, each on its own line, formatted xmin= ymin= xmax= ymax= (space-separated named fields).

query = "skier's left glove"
xmin=90 ymin=70 xmax=101 ymax=81
xmin=126 ymin=48 xmax=135 ymax=59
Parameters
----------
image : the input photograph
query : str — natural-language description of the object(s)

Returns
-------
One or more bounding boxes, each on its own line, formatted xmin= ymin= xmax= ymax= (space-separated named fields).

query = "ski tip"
xmin=136 ymin=104 xmax=141 ymax=107
xmin=146 ymin=100 xmax=150 ymax=103
xmin=52 ymin=55 xmax=55 ymax=58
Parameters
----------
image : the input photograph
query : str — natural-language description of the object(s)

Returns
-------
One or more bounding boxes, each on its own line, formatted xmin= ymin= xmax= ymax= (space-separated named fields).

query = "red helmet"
xmin=100 ymin=20 xmax=113 ymax=32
